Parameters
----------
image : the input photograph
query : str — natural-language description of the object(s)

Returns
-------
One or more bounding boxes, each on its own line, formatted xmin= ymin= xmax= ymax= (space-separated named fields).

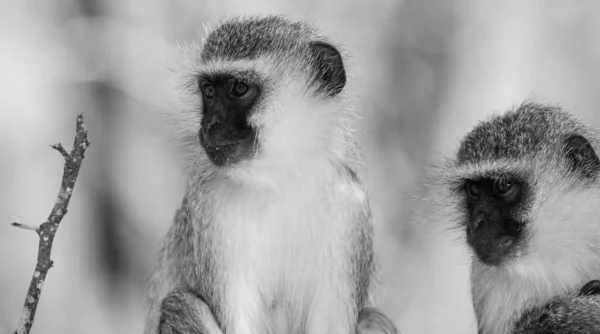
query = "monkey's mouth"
xmin=202 ymin=142 xmax=240 ymax=166
xmin=466 ymin=227 xmax=522 ymax=266
xmin=200 ymin=138 xmax=257 ymax=167
xmin=199 ymin=122 xmax=258 ymax=167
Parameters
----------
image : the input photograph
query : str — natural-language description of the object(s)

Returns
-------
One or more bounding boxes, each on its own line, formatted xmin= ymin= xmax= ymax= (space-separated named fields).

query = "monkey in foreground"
xmin=144 ymin=15 xmax=397 ymax=334
xmin=438 ymin=101 xmax=600 ymax=333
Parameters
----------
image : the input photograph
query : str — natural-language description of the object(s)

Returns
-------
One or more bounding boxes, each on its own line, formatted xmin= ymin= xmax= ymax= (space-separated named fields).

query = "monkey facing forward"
xmin=439 ymin=102 xmax=600 ymax=333
xmin=145 ymin=15 xmax=397 ymax=334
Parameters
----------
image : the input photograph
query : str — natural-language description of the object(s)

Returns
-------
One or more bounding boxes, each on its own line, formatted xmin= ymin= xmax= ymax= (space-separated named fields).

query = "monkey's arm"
xmin=358 ymin=307 xmax=400 ymax=334
xmin=513 ymin=280 xmax=600 ymax=334
xmin=158 ymin=289 xmax=223 ymax=334
xmin=158 ymin=290 xmax=399 ymax=334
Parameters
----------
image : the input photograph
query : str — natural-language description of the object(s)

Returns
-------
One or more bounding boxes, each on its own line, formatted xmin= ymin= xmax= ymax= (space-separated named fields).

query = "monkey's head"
xmin=174 ymin=15 xmax=352 ymax=178
xmin=447 ymin=102 xmax=600 ymax=281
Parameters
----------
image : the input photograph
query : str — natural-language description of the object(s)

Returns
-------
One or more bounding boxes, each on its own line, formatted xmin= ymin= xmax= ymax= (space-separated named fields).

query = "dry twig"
xmin=12 ymin=114 xmax=90 ymax=334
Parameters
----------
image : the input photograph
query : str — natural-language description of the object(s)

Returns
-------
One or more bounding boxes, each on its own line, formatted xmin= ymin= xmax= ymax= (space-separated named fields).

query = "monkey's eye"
xmin=494 ymin=179 xmax=521 ymax=203
xmin=466 ymin=182 xmax=481 ymax=197
xmin=232 ymin=81 xmax=249 ymax=97
xmin=203 ymin=84 xmax=215 ymax=99
xmin=494 ymin=179 xmax=513 ymax=195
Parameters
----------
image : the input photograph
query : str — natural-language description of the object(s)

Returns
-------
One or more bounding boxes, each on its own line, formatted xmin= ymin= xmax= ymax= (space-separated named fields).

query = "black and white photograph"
xmin=2 ymin=1 xmax=600 ymax=333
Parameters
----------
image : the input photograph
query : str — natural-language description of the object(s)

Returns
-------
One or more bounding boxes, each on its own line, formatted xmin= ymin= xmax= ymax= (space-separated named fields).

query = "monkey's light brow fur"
xmin=436 ymin=101 xmax=600 ymax=334
xmin=145 ymin=15 xmax=379 ymax=334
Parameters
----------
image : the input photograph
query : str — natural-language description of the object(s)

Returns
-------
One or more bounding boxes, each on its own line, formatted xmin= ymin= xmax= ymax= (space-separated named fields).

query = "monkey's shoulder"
xmin=579 ymin=280 xmax=600 ymax=296
xmin=513 ymin=282 xmax=600 ymax=334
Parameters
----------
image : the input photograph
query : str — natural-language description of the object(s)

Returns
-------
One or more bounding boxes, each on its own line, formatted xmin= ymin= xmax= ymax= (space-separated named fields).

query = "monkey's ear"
xmin=579 ymin=280 xmax=600 ymax=296
xmin=309 ymin=41 xmax=346 ymax=97
xmin=564 ymin=134 xmax=600 ymax=179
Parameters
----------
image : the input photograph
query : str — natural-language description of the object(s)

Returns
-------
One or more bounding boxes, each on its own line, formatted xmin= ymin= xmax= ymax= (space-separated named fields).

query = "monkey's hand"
xmin=158 ymin=291 xmax=398 ymax=334
xmin=357 ymin=307 xmax=400 ymax=334
xmin=513 ymin=280 xmax=600 ymax=334
xmin=158 ymin=289 xmax=223 ymax=334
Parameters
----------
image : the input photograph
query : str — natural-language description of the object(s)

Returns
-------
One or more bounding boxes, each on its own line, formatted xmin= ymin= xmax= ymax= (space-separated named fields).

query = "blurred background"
xmin=2 ymin=0 xmax=600 ymax=333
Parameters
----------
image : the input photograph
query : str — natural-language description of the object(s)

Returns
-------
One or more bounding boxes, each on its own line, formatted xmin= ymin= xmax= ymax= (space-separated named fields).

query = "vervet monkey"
xmin=439 ymin=101 xmax=600 ymax=333
xmin=144 ymin=15 xmax=397 ymax=334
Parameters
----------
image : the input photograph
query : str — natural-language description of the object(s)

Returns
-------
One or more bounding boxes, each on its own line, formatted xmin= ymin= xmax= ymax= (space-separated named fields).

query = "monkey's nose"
xmin=471 ymin=218 xmax=483 ymax=231
xmin=470 ymin=209 xmax=487 ymax=233
xmin=201 ymin=116 xmax=224 ymax=144
xmin=205 ymin=115 xmax=222 ymax=132
xmin=466 ymin=218 xmax=484 ymax=243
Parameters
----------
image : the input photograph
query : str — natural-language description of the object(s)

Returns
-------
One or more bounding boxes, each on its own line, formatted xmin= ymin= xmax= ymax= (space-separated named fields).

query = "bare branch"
xmin=50 ymin=143 xmax=70 ymax=161
xmin=13 ymin=113 xmax=90 ymax=334
xmin=11 ymin=223 xmax=40 ymax=233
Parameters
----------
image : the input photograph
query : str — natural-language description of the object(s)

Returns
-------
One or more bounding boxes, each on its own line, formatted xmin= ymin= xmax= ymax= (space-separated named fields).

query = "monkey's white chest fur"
xmin=207 ymin=169 xmax=365 ymax=334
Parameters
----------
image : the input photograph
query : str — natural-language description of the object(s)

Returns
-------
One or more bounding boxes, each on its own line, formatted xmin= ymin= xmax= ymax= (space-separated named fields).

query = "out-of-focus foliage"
xmin=1 ymin=0 xmax=600 ymax=333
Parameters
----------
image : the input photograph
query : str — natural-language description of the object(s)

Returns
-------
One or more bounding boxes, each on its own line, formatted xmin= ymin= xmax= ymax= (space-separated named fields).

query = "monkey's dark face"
xmin=198 ymin=75 xmax=260 ymax=166
xmin=463 ymin=176 xmax=529 ymax=266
